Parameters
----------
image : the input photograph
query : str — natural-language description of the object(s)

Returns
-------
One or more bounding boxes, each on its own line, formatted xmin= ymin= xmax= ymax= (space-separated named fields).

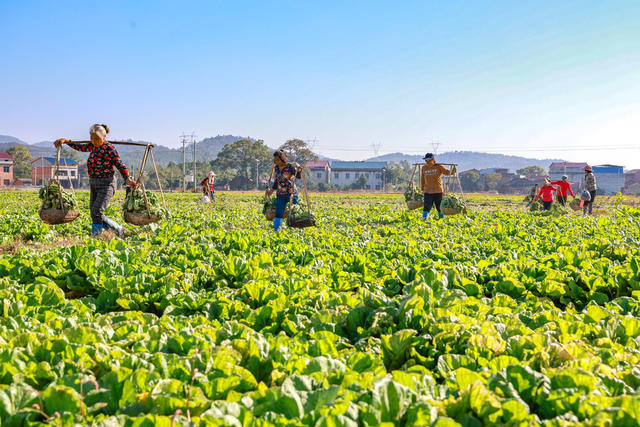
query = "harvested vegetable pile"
xmin=287 ymin=202 xmax=316 ymax=227
xmin=38 ymin=182 xmax=77 ymax=211
xmin=442 ymin=193 xmax=466 ymax=212
xmin=404 ymin=187 xmax=423 ymax=202
xmin=529 ymin=198 xmax=544 ymax=211
xmin=262 ymin=196 xmax=276 ymax=215
xmin=570 ymin=197 xmax=581 ymax=210
xmin=122 ymin=188 xmax=166 ymax=217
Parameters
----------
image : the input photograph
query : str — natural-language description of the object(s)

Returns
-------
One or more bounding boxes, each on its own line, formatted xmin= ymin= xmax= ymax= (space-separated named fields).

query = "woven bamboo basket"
xmin=124 ymin=211 xmax=161 ymax=226
xmin=442 ymin=207 xmax=463 ymax=216
xmin=39 ymin=209 xmax=81 ymax=225
xmin=264 ymin=208 xmax=288 ymax=221
xmin=406 ymin=200 xmax=422 ymax=211
xmin=287 ymin=215 xmax=316 ymax=229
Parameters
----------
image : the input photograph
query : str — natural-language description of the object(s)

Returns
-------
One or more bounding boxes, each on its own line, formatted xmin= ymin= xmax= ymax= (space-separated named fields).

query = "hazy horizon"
xmin=2 ymin=1 xmax=639 ymax=167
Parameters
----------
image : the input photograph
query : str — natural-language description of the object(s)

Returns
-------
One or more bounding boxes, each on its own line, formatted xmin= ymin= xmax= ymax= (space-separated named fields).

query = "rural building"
xmin=549 ymin=162 xmax=625 ymax=195
xmin=331 ymin=161 xmax=386 ymax=190
xmin=624 ymin=169 xmax=640 ymax=195
xmin=31 ymin=156 xmax=79 ymax=187
xmin=0 ymin=153 xmax=14 ymax=187
xmin=592 ymin=164 xmax=625 ymax=195
xmin=548 ymin=162 xmax=588 ymax=186
xmin=305 ymin=160 xmax=331 ymax=185
xmin=498 ymin=176 xmax=538 ymax=194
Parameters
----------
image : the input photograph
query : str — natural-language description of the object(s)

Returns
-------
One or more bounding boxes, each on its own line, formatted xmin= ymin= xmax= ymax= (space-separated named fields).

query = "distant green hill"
xmin=367 ymin=151 xmax=567 ymax=173
xmin=0 ymin=135 xmax=253 ymax=168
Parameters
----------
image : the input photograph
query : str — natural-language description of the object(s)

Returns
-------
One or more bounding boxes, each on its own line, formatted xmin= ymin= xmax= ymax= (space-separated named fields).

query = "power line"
xmin=310 ymin=144 xmax=639 ymax=153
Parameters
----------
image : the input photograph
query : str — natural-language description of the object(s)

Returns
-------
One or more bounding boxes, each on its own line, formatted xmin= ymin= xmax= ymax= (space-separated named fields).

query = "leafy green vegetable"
xmin=38 ymin=182 xmax=77 ymax=211
xmin=404 ymin=187 xmax=423 ymax=202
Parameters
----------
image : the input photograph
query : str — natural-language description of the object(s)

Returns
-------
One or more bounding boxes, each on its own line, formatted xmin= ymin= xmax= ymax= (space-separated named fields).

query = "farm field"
xmin=1 ymin=190 xmax=640 ymax=426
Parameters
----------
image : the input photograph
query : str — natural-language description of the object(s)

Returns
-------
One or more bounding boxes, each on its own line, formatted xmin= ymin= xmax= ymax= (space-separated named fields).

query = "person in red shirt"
xmin=200 ymin=171 xmax=216 ymax=201
xmin=548 ymin=175 xmax=574 ymax=206
xmin=534 ymin=182 xmax=557 ymax=210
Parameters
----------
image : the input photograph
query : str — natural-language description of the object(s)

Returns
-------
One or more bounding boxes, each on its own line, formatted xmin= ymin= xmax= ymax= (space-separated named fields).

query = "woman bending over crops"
xmin=548 ymin=175 xmax=574 ymax=206
xmin=265 ymin=150 xmax=297 ymax=232
xmin=420 ymin=153 xmax=455 ymax=220
xmin=534 ymin=181 xmax=556 ymax=211
xmin=55 ymin=124 xmax=137 ymax=237
xmin=201 ymin=171 xmax=216 ymax=201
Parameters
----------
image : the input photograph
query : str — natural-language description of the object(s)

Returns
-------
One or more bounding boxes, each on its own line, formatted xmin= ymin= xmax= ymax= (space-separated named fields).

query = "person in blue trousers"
xmin=265 ymin=150 xmax=298 ymax=232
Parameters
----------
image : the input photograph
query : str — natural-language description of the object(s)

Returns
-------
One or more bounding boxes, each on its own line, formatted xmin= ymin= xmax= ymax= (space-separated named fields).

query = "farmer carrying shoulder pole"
xmin=54 ymin=124 xmax=137 ymax=237
xmin=265 ymin=150 xmax=297 ymax=232
xmin=534 ymin=181 xmax=556 ymax=211
xmin=201 ymin=171 xmax=216 ymax=201
xmin=548 ymin=175 xmax=574 ymax=206
xmin=583 ymin=165 xmax=597 ymax=215
xmin=420 ymin=153 xmax=455 ymax=220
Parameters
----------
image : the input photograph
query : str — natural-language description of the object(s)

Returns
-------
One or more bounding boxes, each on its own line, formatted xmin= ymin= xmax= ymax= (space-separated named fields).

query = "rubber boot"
xmin=438 ymin=212 xmax=444 ymax=219
xmin=422 ymin=210 xmax=429 ymax=221
xmin=103 ymin=217 xmax=125 ymax=238
xmin=273 ymin=217 xmax=283 ymax=232
xmin=91 ymin=223 xmax=104 ymax=237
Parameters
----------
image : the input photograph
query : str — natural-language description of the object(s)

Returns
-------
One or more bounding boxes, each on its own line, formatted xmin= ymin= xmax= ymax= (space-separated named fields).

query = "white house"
xmin=331 ymin=161 xmax=386 ymax=190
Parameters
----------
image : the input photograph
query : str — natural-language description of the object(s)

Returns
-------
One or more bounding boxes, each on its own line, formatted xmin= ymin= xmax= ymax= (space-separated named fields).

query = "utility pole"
xmin=431 ymin=141 xmax=441 ymax=155
xmin=192 ymin=134 xmax=197 ymax=192
xmin=371 ymin=142 xmax=383 ymax=157
xmin=180 ymin=134 xmax=188 ymax=192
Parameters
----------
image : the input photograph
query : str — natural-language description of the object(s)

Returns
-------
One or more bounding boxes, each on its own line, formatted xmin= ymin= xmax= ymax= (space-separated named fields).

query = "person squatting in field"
xmin=420 ymin=153 xmax=455 ymax=220
xmin=55 ymin=124 xmax=137 ymax=237
xmin=583 ymin=165 xmax=597 ymax=215
xmin=535 ymin=181 xmax=557 ymax=210
xmin=201 ymin=171 xmax=216 ymax=201
xmin=265 ymin=150 xmax=299 ymax=232
xmin=548 ymin=175 xmax=574 ymax=206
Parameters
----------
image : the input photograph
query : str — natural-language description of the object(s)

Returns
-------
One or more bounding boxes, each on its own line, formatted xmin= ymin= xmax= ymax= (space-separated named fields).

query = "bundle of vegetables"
xmin=262 ymin=196 xmax=276 ymax=215
xmin=551 ymin=202 xmax=569 ymax=215
xmin=287 ymin=202 xmax=316 ymax=228
xmin=404 ymin=187 xmax=423 ymax=202
xmin=123 ymin=188 xmax=167 ymax=218
xmin=39 ymin=182 xmax=77 ymax=211
xmin=528 ymin=198 xmax=544 ymax=211
xmin=441 ymin=193 xmax=466 ymax=214
xmin=569 ymin=197 xmax=581 ymax=211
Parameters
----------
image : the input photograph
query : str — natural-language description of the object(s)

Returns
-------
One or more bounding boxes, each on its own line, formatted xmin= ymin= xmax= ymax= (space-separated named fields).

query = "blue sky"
xmin=1 ymin=0 xmax=639 ymax=167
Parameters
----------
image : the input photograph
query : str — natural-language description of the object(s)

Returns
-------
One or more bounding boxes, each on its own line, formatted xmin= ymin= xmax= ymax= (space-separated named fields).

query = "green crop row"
xmin=0 ymin=191 xmax=639 ymax=426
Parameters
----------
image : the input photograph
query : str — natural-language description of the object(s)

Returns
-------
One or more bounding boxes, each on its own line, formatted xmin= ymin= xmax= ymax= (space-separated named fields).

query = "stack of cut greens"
xmin=123 ymin=188 xmax=166 ymax=217
xmin=442 ymin=193 xmax=466 ymax=212
xmin=38 ymin=182 xmax=77 ymax=211
xmin=262 ymin=196 xmax=276 ymax=215
xmin=404 ymin=187 xmax=423 ymax=202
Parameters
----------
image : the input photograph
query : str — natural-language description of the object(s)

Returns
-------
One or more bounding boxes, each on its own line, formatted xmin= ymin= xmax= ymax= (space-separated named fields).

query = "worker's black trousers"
xmin=557 ymin=196 xmax=567 ymax=206
xmin=89 ymin=176 xmax=116 ymax=224
xmin=423 ymin=192 xmax=443 ymax=213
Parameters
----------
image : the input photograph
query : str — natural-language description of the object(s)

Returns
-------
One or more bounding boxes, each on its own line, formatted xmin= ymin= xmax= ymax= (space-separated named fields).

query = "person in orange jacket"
xmin=534 ymin=182 xmax=557 ymax=211
xmin=420 ymin=153 xmax=455 ymax=220
xmin=548 ymin=175 xmax=574 ymax=206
